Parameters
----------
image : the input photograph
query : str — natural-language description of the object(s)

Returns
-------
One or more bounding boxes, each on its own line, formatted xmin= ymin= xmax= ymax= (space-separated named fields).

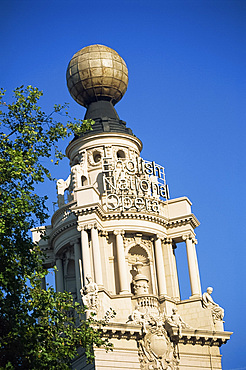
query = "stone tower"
xmin=32 ymin=45 xmax=232 ymax=369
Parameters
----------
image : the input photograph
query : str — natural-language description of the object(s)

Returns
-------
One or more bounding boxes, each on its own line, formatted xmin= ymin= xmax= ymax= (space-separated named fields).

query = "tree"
xmin=0 ymin=86 xmax=112 ymax=369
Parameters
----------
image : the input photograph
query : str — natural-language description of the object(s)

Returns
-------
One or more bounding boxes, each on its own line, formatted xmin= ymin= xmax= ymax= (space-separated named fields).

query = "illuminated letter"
xmin=151 ymin=200 xmax=159 ymax=213
xmin=119 ymin=179 xmax=129 ymax=191
xmin=107 ymin=194 xmax=119 ymax=210
xmin=144 ymin=162 xmax=153 ymax=175
xmin=139 ymin=179 xmax=149 ymax=192
xmin=135 ymin=197 xmax=145 ymax=211
xmin=159 ymin=185 xmax=166 ymax=198
xmin=125 ymin=160 xmax=136 ymax=174
xmin=104 ymin=176 xmax=116 ymax=192
xmin=115 ymin=159 xmax=124 ymax=171
xmin=122 ymin=196 xmax=133 ymax=211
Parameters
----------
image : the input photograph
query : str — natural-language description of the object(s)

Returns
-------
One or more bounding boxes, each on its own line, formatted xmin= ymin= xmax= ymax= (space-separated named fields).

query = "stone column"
xmin=99 ymin=230 xmax=110 ymax=291
xmin=150 ymin=261 xmax=157 ymax=295
xmin=154 ymin=235 xmax=167 ymax=297
xmin=172 ymin=244 xmax=180 ymax=298
xmin=91 ymin=225 xmax=103 ymax=286
xmin=163 ymin=238 xmax=180 ymax=299
xmin=114 ymin=230 xmax=129 ymax=294
xmin=71 ymin=238 xmax=81 ymax=300
xmin=80 ymin=227 xmax=92 ymax=284
xmin=55 ymin=258 xmax=64 ymax=293
xmin=183 ymin=234 xmax=201 ymax=297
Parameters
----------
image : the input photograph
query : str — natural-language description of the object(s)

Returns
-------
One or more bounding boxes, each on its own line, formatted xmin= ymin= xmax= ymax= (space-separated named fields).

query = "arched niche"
xmin=126 ymin=243 xmax=153 ymax=294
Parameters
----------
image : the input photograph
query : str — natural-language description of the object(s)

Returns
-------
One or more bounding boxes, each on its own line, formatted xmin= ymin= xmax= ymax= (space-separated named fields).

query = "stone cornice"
xmin=97 ymin=322 xmax=142 ymax=340
xmin=93 ymin=322 xmax=232 ymax=346
xmin=167 ymin=214 xmax=200 ymax=229
xmin=49 ymin=203 xmax=200 ymax=245
xmin=104 ymin=211 xmax=168 ymax=225
xmin=73 ymin=204 xmax=102 ymax=217
xmin=49 ymin=220 xmax=77 ymax=244
xmin=53 ymin=199 xmax=199 ymax=229
xmin=51 ymin=201 xmax=76 ymax=227
xmin=167 ymin=327 xmax=233 ymax=347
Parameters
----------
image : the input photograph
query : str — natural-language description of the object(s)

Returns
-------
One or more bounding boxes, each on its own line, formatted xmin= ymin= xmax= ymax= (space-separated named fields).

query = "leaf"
xmin=0 ymin=86 xmax=110 ymax=369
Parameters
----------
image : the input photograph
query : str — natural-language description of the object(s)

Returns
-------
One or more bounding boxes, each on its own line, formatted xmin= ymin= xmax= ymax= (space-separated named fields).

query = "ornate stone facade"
xmin=32 ymin=45 xmax=232 ymax=369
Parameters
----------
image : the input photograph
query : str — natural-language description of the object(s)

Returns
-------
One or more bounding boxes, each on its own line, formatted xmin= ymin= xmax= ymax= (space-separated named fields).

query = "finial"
xmin=66 ymin=44 xmax=128 ymax=108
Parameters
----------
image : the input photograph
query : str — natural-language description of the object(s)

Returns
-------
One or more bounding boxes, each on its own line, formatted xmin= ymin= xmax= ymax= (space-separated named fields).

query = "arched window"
xmin=81 ymin=175 xmax=88 ymax=186
xmin=117 ymin=149 xmax=125 ymax=159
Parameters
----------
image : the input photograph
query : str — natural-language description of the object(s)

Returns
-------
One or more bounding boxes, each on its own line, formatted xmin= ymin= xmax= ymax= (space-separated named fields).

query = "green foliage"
xmin=0 ymin=86 xmax=112 ymax=369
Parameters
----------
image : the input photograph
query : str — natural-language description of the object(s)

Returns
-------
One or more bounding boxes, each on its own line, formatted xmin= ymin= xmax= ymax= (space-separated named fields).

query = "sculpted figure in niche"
xmin=81 ymin=275 xmax=98 ymax=311
xmin=202 ymin=287 xmax=224 ymax=321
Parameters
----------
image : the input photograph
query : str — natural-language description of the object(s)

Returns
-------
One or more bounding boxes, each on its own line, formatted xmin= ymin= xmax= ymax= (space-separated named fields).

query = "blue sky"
xmin=1 ymin=1 xmax=245 ymax=368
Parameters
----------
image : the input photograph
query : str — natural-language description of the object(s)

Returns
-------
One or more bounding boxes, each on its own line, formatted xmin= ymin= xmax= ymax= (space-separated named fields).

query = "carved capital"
xmin=98 ymin=230 xmax=108 ymax=238
xmin=182 ymin=234 xmax=197 ymax=244
xmin=182 ymin=233 xmax=192 ymax=241
xmin=163 ymin=237 xmax=172 ymax=244
xmin=155 ymin=234 xmax=165 ymax=242
xmin=77 ymin=224 xmax=86 ymax=232
xmin=87 ymin=222 xmax=100 ymax=230
xmin=113 ymin=230 xmax=125 ymax=236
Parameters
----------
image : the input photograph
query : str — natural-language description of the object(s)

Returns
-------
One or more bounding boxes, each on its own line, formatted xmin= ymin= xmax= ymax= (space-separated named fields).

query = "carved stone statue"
xmin=56 ymin=175 xmax=71 ymax=207
xmin=166 ymin=308 xmax=191 ymax=338
xmin=202 ymin=287 xmax=224 ymax=322
xmin=81 ymin=275 xmax=98 ymax=312
xmin=130 ymin=306 xmax=148 ymax=333
xmin=132 ymin=259 xmax=149 ymax=296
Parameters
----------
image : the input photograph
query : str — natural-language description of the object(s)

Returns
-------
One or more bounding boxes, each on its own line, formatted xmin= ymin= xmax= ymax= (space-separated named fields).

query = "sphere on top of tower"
xmin=66 ymin=44 xmax=128 ymax=108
